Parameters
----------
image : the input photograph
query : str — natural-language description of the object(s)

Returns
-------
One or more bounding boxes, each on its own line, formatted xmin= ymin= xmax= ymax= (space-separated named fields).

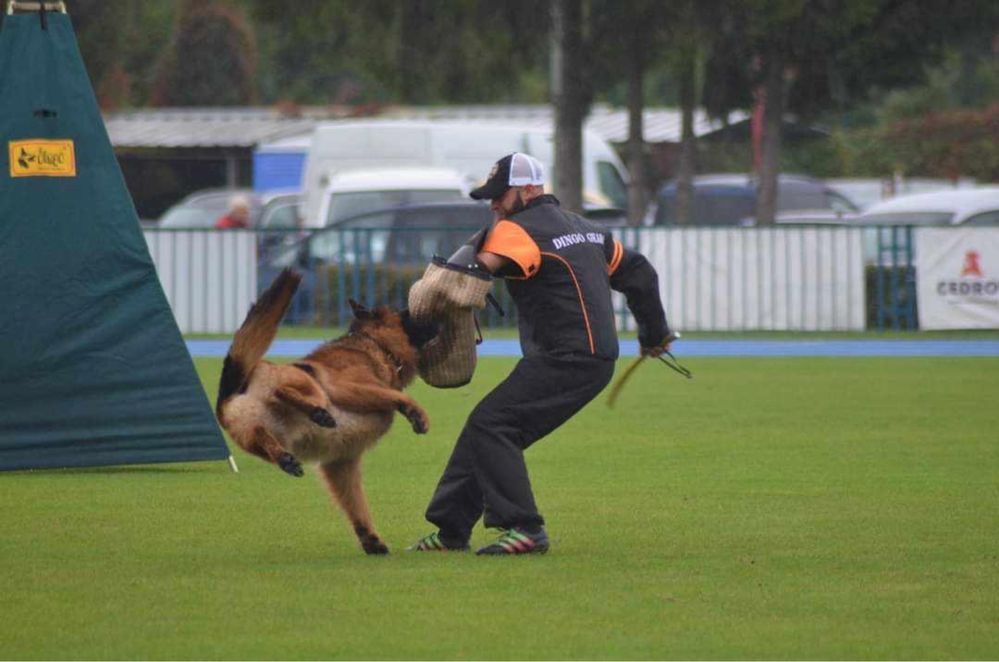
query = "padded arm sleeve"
xmin=608 ymin=246 xmax=672 ymax=347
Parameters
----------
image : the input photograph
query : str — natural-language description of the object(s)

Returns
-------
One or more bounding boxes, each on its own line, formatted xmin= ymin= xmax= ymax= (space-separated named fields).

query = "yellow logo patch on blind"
xmin=9 ymin=139 xmax=76 ymax=177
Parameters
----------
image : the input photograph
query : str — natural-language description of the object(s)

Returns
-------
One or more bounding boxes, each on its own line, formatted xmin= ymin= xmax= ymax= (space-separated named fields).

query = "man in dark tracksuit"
xmin=409 ymin=152 xmax=673 ymax=555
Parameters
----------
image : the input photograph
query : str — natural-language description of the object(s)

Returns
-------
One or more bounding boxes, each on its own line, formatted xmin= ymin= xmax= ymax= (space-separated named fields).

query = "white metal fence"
xmin=143 ymin=226 xmax=874 ymax=334
xmin=143 ymin=230 xmax=256 ymax=334
xmin=623 ymin=226 xmax=867 ymax=331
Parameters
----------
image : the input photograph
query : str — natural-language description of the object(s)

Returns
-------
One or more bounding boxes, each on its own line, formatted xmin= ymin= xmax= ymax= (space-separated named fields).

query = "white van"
xmin=299 ymin=120 xmax=630 ymax=226
xmin=312 ymin=167 xmax=470 ymax=229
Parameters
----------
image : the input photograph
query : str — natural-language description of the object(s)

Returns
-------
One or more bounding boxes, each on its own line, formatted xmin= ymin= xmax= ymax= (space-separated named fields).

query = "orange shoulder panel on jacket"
xmin=482 ymin=220 xmax=541 ymax=278
xmin=607 ymin=239 xmax=624 ymax=275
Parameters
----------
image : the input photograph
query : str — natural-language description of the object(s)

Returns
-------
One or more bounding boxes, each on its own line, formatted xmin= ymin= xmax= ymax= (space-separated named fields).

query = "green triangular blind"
xmin=0 ymin=12 xmax=229 ymax=471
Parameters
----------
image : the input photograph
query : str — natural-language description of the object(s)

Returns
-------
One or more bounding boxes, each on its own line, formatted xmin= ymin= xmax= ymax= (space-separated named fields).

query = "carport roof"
xmin=102 ymin=104 xmax=766 ymax=149
xmin=103 ymin=108 xmax=317 ymax=149
xmin=382 ymin=104 xmax=750 ymax=143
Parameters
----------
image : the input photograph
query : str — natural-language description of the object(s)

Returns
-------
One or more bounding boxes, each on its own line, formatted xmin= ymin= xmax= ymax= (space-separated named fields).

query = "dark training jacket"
xmin=481 ymin=195 xmax=670 ymax=360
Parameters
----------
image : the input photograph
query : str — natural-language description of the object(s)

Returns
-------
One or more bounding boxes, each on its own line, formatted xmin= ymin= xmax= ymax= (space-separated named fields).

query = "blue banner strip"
xmin=187 ymin=339 xmax=999 ymax=358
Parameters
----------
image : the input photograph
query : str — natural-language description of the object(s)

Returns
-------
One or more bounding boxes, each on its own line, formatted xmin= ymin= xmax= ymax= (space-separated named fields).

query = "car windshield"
xmin=597 ymin=161 xmax=628 ymax=209
xmin=326 ymin=189 xmax=466 ymax=226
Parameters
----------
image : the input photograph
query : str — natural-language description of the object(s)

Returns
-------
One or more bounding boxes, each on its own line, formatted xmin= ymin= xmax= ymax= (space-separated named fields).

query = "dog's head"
xmin=347 ymin=299 xmax=439 ymax=383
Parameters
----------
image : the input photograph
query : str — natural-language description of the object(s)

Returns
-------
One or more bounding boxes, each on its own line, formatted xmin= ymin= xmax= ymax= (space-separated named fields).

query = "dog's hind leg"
xmin=318 ymin=458 xmax=388 ymax=555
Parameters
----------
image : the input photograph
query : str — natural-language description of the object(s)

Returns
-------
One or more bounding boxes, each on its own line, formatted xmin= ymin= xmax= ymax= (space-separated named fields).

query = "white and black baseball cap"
xmin=469 ymin=152 xmax=545 ymax=200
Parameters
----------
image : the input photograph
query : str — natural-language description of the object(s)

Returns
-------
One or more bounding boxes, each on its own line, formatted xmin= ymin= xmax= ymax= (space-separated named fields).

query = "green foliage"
xmin=1 ymin=356 xmax=997 ymax=658
xmin=699 ymin=103 xmax=999 ymax=182
xmin=837 ymin=105 xmax=999 ymax=181
xmin=697 ymin=138 xmax=845 ymax=177
xmin=31 ymin=0 xmax=174 ymax=109
xmin=873 ymin=51 xmax=999 ymax=124
xmin=150 ymin=1 xmax=257 ymax=106
xmin=248 ymin=0 xmax=548 ymax=105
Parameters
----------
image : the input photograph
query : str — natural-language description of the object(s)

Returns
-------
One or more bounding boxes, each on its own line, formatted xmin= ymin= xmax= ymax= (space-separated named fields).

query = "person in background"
xmin=215 ymin=195 xmax=251 ymax=229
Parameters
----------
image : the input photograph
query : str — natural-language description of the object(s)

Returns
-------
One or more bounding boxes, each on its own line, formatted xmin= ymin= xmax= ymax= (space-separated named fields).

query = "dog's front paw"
xmin=310 ymin=407 xmax=337 ymax=428
xmin=278 ymin=452 xmax=304 ymax=477
xmin=399 ymin=404 xmax=429 ymax=434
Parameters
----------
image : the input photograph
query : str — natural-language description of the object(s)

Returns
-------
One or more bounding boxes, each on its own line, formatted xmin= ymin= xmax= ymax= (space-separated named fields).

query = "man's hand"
xmin=640 ymin=332 xmax=679 ymax=357
xmin=640 ymin=341 xmax=671 ymax=357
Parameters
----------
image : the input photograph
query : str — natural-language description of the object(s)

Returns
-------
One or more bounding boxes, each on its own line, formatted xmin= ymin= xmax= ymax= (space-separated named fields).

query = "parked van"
xmin=312 ymin=167 xmax=470 ymax=229
xmin=299 ymin=120 xmax=629 ymax=226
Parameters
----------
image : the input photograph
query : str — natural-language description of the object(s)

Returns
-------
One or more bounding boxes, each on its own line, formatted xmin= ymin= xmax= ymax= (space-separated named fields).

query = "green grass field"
xmin=2 ymin=356 xmax=998 ymax=660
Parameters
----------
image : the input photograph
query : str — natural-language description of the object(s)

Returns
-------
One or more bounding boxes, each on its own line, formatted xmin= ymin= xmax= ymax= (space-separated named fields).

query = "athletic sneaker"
xmin=475 ymin=527 xmax=550 ymax=555
xmin=406 ymin=531 xmax=470 ymax=552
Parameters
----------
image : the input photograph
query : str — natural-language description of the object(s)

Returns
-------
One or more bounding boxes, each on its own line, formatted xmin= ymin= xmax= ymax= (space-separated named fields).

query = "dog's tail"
xmin=216 ymin=269 xmax=302 ymax=418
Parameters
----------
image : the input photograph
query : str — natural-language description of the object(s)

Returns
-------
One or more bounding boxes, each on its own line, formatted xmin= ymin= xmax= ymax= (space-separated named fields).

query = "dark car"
xmin=260 ymin=201 xmax=494 ymax=323
xmin=649 ymin=174 xmax=859 ymax=226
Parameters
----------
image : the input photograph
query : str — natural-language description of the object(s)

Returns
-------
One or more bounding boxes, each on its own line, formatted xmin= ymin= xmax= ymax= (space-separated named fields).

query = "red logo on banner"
xmin=961 ymin=250 xmax=983 ymax=277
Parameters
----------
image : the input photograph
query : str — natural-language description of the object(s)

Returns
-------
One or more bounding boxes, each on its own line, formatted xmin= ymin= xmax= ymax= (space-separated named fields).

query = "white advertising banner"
xmin=916 ymin=228 xmax=999 ymax=329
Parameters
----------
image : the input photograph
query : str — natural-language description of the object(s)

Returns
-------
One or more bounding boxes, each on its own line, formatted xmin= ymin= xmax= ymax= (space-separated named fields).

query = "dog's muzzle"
xmin=401 ymin=309 xmax=440 ymax=348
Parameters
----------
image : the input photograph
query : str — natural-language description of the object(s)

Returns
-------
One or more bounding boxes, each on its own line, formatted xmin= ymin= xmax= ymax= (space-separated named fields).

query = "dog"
xmin=215 ymin=269 xmax=438 ymax=554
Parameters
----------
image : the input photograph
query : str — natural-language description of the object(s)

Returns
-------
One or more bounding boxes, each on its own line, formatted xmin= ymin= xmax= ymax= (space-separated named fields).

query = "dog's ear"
xmin=348 ymin=298 xmax=371 ymax=319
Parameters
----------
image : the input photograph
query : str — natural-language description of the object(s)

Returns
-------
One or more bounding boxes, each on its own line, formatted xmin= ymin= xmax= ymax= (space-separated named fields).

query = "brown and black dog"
xmin=215 ymin=269 xmax=438 ymax=554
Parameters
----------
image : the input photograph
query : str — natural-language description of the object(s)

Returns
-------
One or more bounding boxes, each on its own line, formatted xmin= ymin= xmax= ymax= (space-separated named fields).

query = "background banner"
xmin=916 ymin=228 xmax=999 ymax=329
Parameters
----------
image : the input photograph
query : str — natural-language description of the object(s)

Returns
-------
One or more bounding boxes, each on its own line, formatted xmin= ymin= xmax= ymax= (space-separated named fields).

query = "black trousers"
xmin=425 ymin=353 xmax=615 ymax=541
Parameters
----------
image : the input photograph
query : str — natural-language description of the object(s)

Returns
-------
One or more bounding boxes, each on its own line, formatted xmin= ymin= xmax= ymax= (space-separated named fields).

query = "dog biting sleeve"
xmin=482 ymin=220 xmax=541 ymax=278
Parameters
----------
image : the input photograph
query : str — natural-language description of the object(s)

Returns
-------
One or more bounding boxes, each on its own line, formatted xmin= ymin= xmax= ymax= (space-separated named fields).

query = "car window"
xmin=825 ymin=191 xmax=859 ymax=214
xmin=777 ymin=182 xmax=826 ymax=211
xmin=597 ymin=161 xmax=628 ymax=209
xmin=656 ymin=186 xmax=755 ymax=226
xmin=859 ymin=212 xmax=954 ymax=225
xmin=260 ymin=202 xmax=300 ymax=229
xmin=961 ymin=211 xmax=999 ymax=226
xmin=309 ymin=212 xmax=395 ymax=263
xmin=326 ymin=189 xmax=465 ymax=226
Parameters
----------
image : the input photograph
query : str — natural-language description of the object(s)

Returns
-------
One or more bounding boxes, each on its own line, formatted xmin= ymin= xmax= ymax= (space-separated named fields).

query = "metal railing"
xmin=142 ymin=225 xmax=917 ymax=334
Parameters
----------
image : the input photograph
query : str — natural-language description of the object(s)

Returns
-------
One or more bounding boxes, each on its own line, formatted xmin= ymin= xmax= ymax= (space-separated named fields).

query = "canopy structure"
xmin=0 ymin=9 xmax=230 ymax=471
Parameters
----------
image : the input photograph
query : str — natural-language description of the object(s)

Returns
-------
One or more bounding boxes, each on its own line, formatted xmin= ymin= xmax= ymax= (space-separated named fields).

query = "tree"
xmin=151 ymin=1 xmax=257 ymax=107
xmin=618 ymin=0 xmax=659 ymax=225
xmin=668 ymin=0 xmax=718 ymax=226
xmin=4 ymin=0 xmax=177 ymax=109
xmin=551 ymin=0 xmax=587 ymax=213
xmin=248 ymin=0 xmax=547 ymax=106
xmin=700 ymin=0 xmax=981 ymax=224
